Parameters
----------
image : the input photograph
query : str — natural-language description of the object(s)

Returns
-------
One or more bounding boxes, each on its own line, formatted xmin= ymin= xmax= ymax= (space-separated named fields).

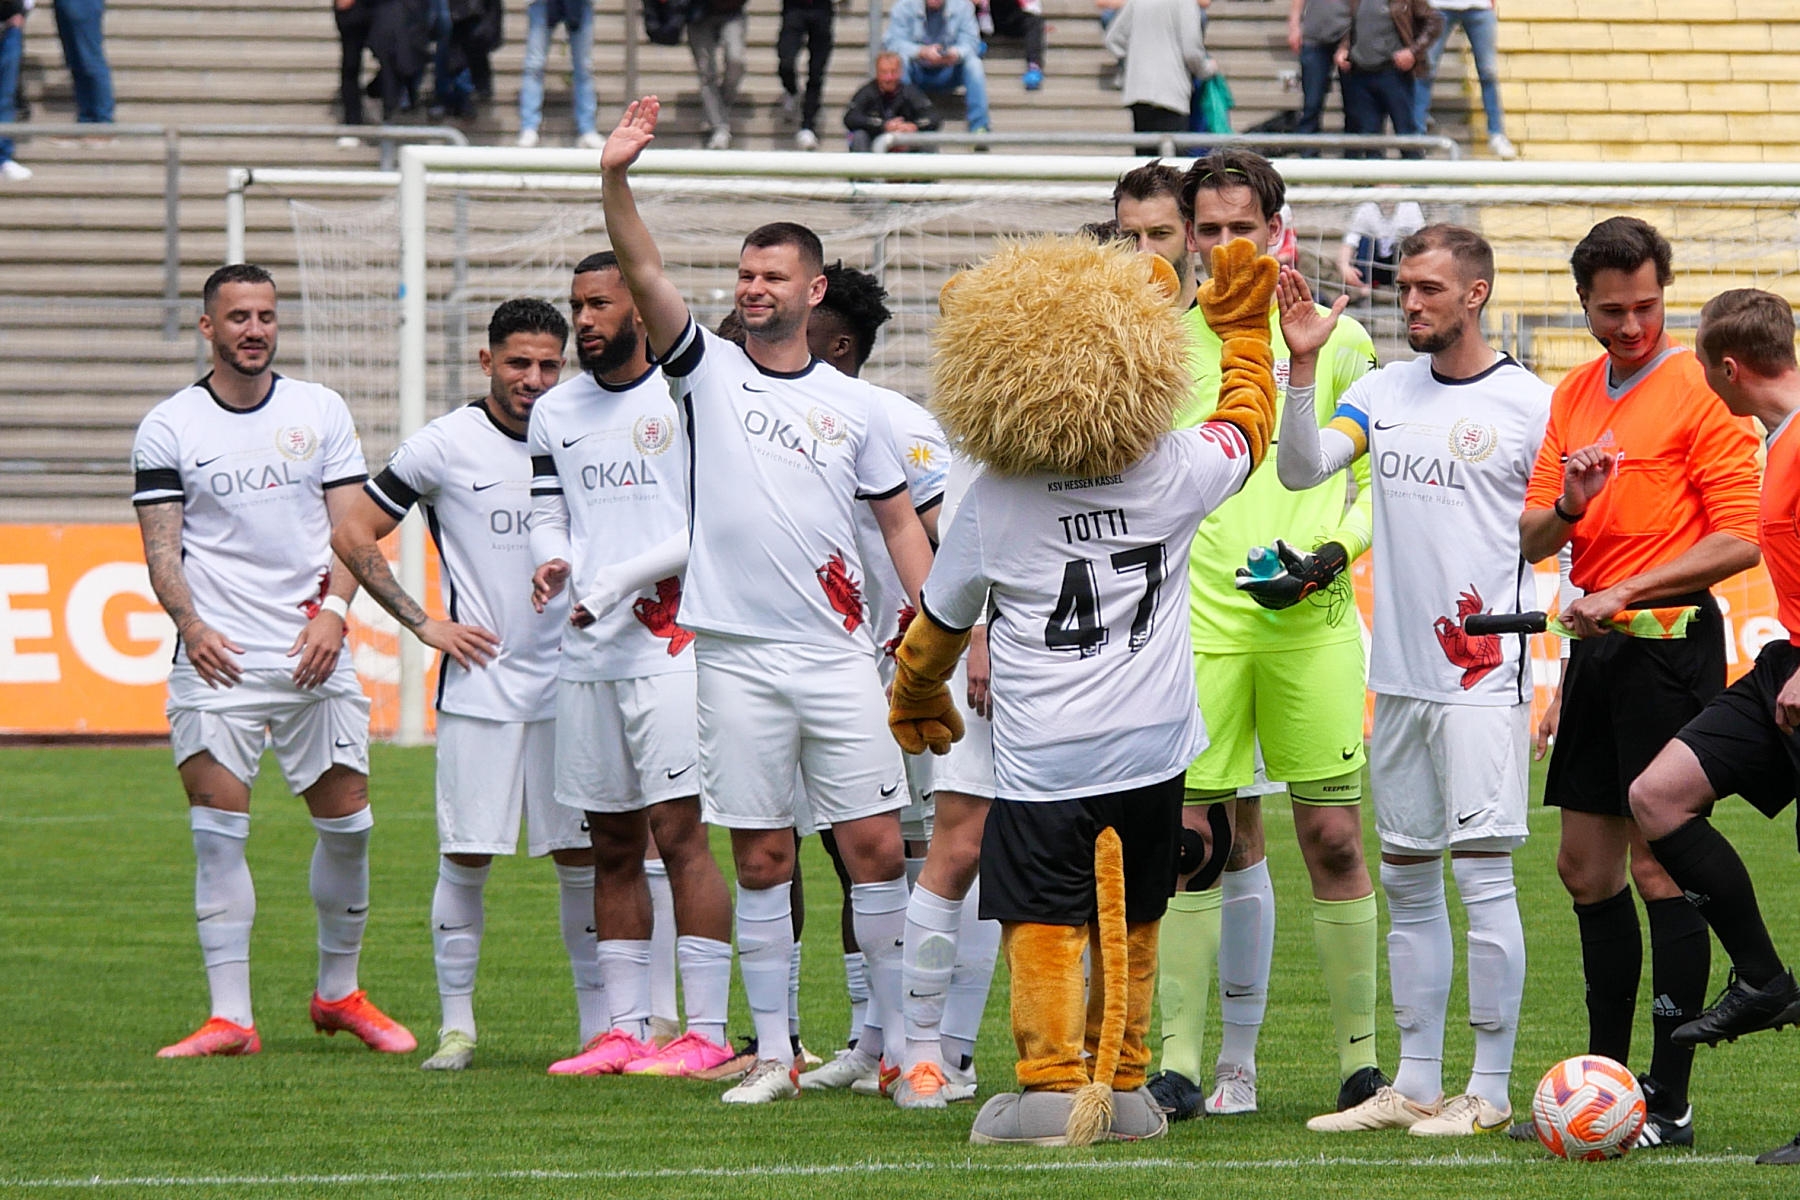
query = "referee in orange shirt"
xmin=1517 ymin=217 xmax=1762 ymax=1149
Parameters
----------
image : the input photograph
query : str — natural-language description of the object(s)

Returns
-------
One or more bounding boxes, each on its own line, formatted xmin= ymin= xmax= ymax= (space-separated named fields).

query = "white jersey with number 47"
xmin=922 ymin=423 xmax=1256 ymax=801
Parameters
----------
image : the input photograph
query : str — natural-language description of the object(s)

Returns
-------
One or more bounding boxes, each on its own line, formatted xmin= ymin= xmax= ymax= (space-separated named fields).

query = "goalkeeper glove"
xmin=1233 ymin=539 xmax=1347 ymax=611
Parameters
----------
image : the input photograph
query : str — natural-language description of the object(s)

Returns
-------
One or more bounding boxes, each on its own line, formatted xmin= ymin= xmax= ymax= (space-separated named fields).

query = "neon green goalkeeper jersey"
xmin=1177 ymin=302 xmax=1377 ymax=654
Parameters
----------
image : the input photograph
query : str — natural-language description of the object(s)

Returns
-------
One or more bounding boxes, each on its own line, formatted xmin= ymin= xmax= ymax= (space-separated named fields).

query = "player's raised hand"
xmin=1277 ymin=266 xmax=1349 ymax=361
xmin=532 ymin=558 xmax=570 ymax=613
xmin=418 ymin=617 xmax=501 ymax=670
xmin=182 ymin=620 xmax=245 ymax=689
xmin=287 ymin=610 xmax=345 ymax=689
xmin=1560 ymin=441 xmax=1616 ymax=513
xmin=602 ymin=97 xmax=660 ymax=174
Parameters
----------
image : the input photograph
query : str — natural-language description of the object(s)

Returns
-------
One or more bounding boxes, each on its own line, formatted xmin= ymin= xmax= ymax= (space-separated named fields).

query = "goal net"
xmin=278 ymin=168 xmax=1800 ymax=738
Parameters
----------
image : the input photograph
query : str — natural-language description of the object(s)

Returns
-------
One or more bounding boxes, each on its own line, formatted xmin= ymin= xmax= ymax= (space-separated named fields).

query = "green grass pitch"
xmin=4 ymin=744 xmax=1800 ymax=1198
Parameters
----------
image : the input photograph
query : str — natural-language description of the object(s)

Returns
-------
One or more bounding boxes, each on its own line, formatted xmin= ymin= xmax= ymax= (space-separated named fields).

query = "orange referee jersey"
xmin=1525 ymin=347 xmax=1759 ymax=594
xmin=1761 ymin=415 xmax=1800 ymax=646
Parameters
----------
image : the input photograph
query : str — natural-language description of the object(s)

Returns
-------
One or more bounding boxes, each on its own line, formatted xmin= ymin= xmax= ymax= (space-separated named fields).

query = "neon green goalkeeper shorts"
xmin=1186 ymin=639 xmax=1368 ymax=795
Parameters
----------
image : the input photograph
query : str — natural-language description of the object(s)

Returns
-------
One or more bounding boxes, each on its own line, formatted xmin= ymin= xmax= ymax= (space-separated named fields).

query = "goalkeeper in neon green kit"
xmin=1115 ymin=151 xmax=1387 ymax=1126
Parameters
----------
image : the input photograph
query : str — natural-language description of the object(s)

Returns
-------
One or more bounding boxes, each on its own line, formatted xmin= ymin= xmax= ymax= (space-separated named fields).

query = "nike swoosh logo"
xmin=473 ymin=480 xmax=503 ymax=491
xmin=1349 ymin=1032 xmax=1374 ymax=1044
xmin=347 ymin=904 xmax=370 ymax=915
xmin=579 ymin=819 xmax=590 ymax=833
xmin=1372 ymin=420 xmax=1404 ymax=431
xmin=741 ymin=382 xmax=770 ymax=393
xmin=196 ymin=455 xmax=223 ymax=468
xmin=666 ymin=763 xmax=695 ymax=780
xmin=561 ymin=435 xmax=591 ymax=447
xmin=437 ymin=922 xmax=471 ymax=932
xmin=907 ymin=990 xmax=943 ymax=999
xmin=879 ymin=783 xmax=900 ymax=798
xmin=1223 ymin=989 xmax=1252 ymax=998
xmin=334 ymin=739 xmax=356 ymax=749
xmin=1456 ymin=809 xmax=1486 ymax=826
xmin=1341 ymin=747 xmax=1357 ymax=760
xmin=585 ymin=926 xmax=597 ymax=935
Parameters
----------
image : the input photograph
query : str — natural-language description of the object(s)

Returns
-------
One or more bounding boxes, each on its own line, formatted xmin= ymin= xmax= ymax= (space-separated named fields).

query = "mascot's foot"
xmin=969 ymin=1091 xmax=1076 ymax=1146
xmin=1108 ymin=1088 xmax=1170 ymax=1142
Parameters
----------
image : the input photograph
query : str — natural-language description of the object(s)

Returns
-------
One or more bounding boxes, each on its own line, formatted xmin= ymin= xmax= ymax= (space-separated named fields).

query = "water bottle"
xmin=1245 ymin=545 xmax=1282 ymax=580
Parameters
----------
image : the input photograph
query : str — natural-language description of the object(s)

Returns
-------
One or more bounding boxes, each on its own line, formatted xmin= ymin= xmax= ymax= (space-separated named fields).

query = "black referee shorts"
xmin=1675 ymin=637 xmax=1800 ymax=824
xmin=1545 ymin=590 xmax=1726 ymax=818
xmin=978 ymin=774 xmax=1184 ymax=927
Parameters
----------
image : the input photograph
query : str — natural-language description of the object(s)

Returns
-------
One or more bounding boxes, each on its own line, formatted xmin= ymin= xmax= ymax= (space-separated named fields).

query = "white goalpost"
xmin=226 ymin=151 xmax=1800 ymax=743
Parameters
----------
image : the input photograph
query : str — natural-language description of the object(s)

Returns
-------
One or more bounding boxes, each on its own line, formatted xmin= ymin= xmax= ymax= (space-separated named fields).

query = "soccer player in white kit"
xmin=1274 ymin=225 xmax=1551 ymax=1136
xmin=527 ymin=252 xmax=737 ymax=1079
xmin=330 ymin=299 xmax=603 ymax=1071
xmin=136 ymin=264 xmax=414 ymax=1059
xmin=601 ymin=96 xmax=936 ymax=1105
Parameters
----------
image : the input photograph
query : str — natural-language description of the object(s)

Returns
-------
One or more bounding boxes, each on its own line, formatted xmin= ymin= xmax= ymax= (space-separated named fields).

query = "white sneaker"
xmin=576 ymin=131 xmax=604 ymax=150
xmin=334 ymin=136 xmax=362 ymax=149
xmin=1488 ymin=132 xmax=1518 ymax=160
xmin=1408 ymin=1092 xmax=1512 ymax=1137
xmin=1 ymin=160 xmax=32 ymax=182
xmin=517 ymin=129 xmax=540 ymax=148
xmin=1305 ymin=1086 xmax=1442 ymax=1132
xmin=943 ymin=1058 xmax=978 ymax=1103
xmin=779 ymin=90 xmax=798 ymax=122
xmin=795 ymin=128 xmax=819 ymax=151
xmin=706 ymin=127 xmax=732 ymax=150
xmin=892 ymin=1061 xmax=949 ymax=1110
xmin=798 ymin=1046 xmax=879 ymax=1090
xmin=720 ymin=1058 xmax=799 ymax=1104
xmin=1206 ymin=1062 xmax=1258 ymax=1115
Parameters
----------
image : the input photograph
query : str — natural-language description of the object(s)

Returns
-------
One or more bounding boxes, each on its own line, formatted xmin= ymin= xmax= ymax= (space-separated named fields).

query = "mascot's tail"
xmin=1066 ymin=826 xmax=1127 ymax=1147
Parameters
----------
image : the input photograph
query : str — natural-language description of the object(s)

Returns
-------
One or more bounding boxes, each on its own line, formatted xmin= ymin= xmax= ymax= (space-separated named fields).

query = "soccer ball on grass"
xmin=1531 ymin=1055 xmax=1647 ymax=1160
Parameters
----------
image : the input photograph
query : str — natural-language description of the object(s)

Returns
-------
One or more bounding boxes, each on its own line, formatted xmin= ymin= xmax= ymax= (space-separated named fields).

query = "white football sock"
xmin=554 ymin=863 xmax=605 ymax=1043
xmin=736 ymin=882 xmax=795 ymax=1065
xmin=905 ymin=855 xmax=927 ymax=889
xmin=851 ymin=876 xmax=909 ymax=1062
xmin=843 ymin=951 xmax=869 ymax=1048
xmin=788 ymin=938 xmax=804 ymax=1038
xmin=432 ymin=857 xmax=489 ymax=1037
xmin=1216 ymin=860 xmax=1274 ymax=1072
xmin=191 ymin=806 xmax=255 ymax=1028
xmin=596 ymin=938 xmax=653 ymax=1041
xmin=901 ymin=885 xmax=961 ymax=1071
xmin=645 ymin=857 xmax=679 ymax=1028
xmin=941 ymin=874 xmax=1001 ymax=1069
xmin=1382 ymin=857 xmax=1452 ymax=1104
xmin=1454 ymin=855 xmax=1525 ymax=1111
xmin=676 ymin=935 xmax=732 ymax=1045
xmin=310 ymin=809 xmax=373 ymax=1002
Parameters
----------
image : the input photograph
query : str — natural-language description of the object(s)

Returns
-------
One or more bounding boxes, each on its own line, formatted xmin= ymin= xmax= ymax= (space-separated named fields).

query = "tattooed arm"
xmin=137 ymin=500 xmax=245 ymax=688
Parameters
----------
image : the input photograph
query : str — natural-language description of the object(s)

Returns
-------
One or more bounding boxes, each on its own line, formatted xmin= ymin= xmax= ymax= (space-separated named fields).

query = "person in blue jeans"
xmin=1410 ymin=0 xmax=1513 ymax=159
xmin=1 ymin=2 xmax=29 ymax=180
xmin=518 ymin=0 xmax=597 ymax=147
xmin=1334 ymin=0 xmax=1438 ymax=159
xmin=1289 ymin=0 xmax=1349 ymax=152
xmin=883 ymin=0 xmax=989 ymax=134
xmin=53 ymin=0 xmax=114 ymax=125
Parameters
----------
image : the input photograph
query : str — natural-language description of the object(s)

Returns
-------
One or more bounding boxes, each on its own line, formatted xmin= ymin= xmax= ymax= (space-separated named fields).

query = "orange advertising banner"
xmin=0 ymin=524 xmax=439 ymax=737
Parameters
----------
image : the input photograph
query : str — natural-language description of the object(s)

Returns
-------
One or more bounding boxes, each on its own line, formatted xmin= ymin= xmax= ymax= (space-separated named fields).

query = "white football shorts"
xmin=932 ymin=651 xmax=995 ymax=799
xmin=553 ymin=672 xmax=699 ymax=814
xmin=696 ymin=633 xmax=905 ymax=831
xmin=167 ymin=665 xmax=369 ymax=794
xmin=437 ymin=713 xmax=586 ymax=856
xmin=1369 ymin=694 xmax=1530 ymax=854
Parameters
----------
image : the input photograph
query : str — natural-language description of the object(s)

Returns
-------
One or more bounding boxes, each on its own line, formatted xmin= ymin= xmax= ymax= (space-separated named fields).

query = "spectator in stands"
xmin=1411 ymin=0 xmax=1513 ymax=159
xmin=844 ymin=50 xmax=940 ymax=152
xmin=1334 ymin=0 xmax=1440 ymax=158
xmin=1096 ymin=0 xmax=1125 ymax=90
xmin=52 ymin=0 xmax=112 ymax=128
xmin=777 ymin=0 xmax=833 ymax=151
xmin=1 ymin=0 xmax=29 ymax=181
xmin=1103 ymin=0 xmax=1209 ymax=153
xmin=517 ymin=0 xmax=599 ymax=148
xmin=981 ymin=0 xmax=1045 ymax=90
xmin=335 ymin=0 xmax=413 ymax=131
xmin=690 ymin=0 xmax=748 ymax=149
xmin=1289 ymin=0 xmax=1348 ymax=150
xmin=431 ymin=0 xmax=499 ymax=119
xmin=883 ymin=0 xmax=990 ymax=136
xmin=1336 ymin=194 xmax=1423 ymax=299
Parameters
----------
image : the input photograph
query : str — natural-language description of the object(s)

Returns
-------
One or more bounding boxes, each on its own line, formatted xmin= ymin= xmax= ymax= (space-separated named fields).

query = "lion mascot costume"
xmin=887 ymin=234 xmax=1279 ymax=1146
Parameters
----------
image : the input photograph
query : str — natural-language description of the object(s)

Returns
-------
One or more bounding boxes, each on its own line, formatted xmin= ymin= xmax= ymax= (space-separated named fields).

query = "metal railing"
xmin=869 ymin=130 xmax=1465 ymax=158
xmin=0 ymin=121 xmax=467 ymax=340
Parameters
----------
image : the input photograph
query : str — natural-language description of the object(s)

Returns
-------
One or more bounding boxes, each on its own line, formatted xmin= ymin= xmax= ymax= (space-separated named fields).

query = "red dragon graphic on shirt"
xmin=1433 ymin=585 xmax=1503 ymax=690
xmin=816 ymin=551 xmax=865 ymax=633
xmin=632 ymin=577 xmax=695 ymax=656
xmin=299 ymin=570 xmax=330 ymax=620
xmin=883 ymin=603 xmax=918 ymax=659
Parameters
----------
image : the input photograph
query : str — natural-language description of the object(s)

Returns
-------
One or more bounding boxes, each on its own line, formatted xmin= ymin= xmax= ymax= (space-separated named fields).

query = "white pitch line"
xmin=1 ymin=1152 xmax=1757 ymax=1189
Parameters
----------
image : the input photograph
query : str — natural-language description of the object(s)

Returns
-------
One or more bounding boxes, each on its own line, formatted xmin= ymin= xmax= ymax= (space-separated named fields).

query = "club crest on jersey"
xmin=806 ymin=407 xmax=849 ymax=446
xmin=633 ymin=414 xmax=675 ymax=456
xmin=1432 ymin=585 xmax=1502 ymax=690
xmin=632 ymin=577 xmax=694 ymax=655
xmin=1447 ymin=417 xmax=1498 ymax=465
xmin=816 ymin=550 xmax=865 ymax=633
xmin=275 ymin=425 xmax=319 ymax=462
xmin=906 ymin=442 xmax=936 ymax=469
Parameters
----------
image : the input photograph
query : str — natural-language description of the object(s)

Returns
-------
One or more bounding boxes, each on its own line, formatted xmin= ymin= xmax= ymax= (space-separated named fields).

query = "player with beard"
xmin=526 ymin=252 xmax=739 ymax=1079
xmin=333 ymin=299 xmax=606 ymax=1070
xmin=1515 ymin=217 xmax=1761 ymax=1148
xmin=136 ymin=264 xmax=414 ymax=1059
xmin=603 ymin=96 xmax=935 ymax=1105
xmin=1276 ymin=225 xmax=1550 ymax=1135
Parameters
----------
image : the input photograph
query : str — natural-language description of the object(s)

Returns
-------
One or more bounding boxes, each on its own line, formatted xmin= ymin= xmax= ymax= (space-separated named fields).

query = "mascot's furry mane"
xmin=929 ymin=236 xmax=1189 ymax=479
